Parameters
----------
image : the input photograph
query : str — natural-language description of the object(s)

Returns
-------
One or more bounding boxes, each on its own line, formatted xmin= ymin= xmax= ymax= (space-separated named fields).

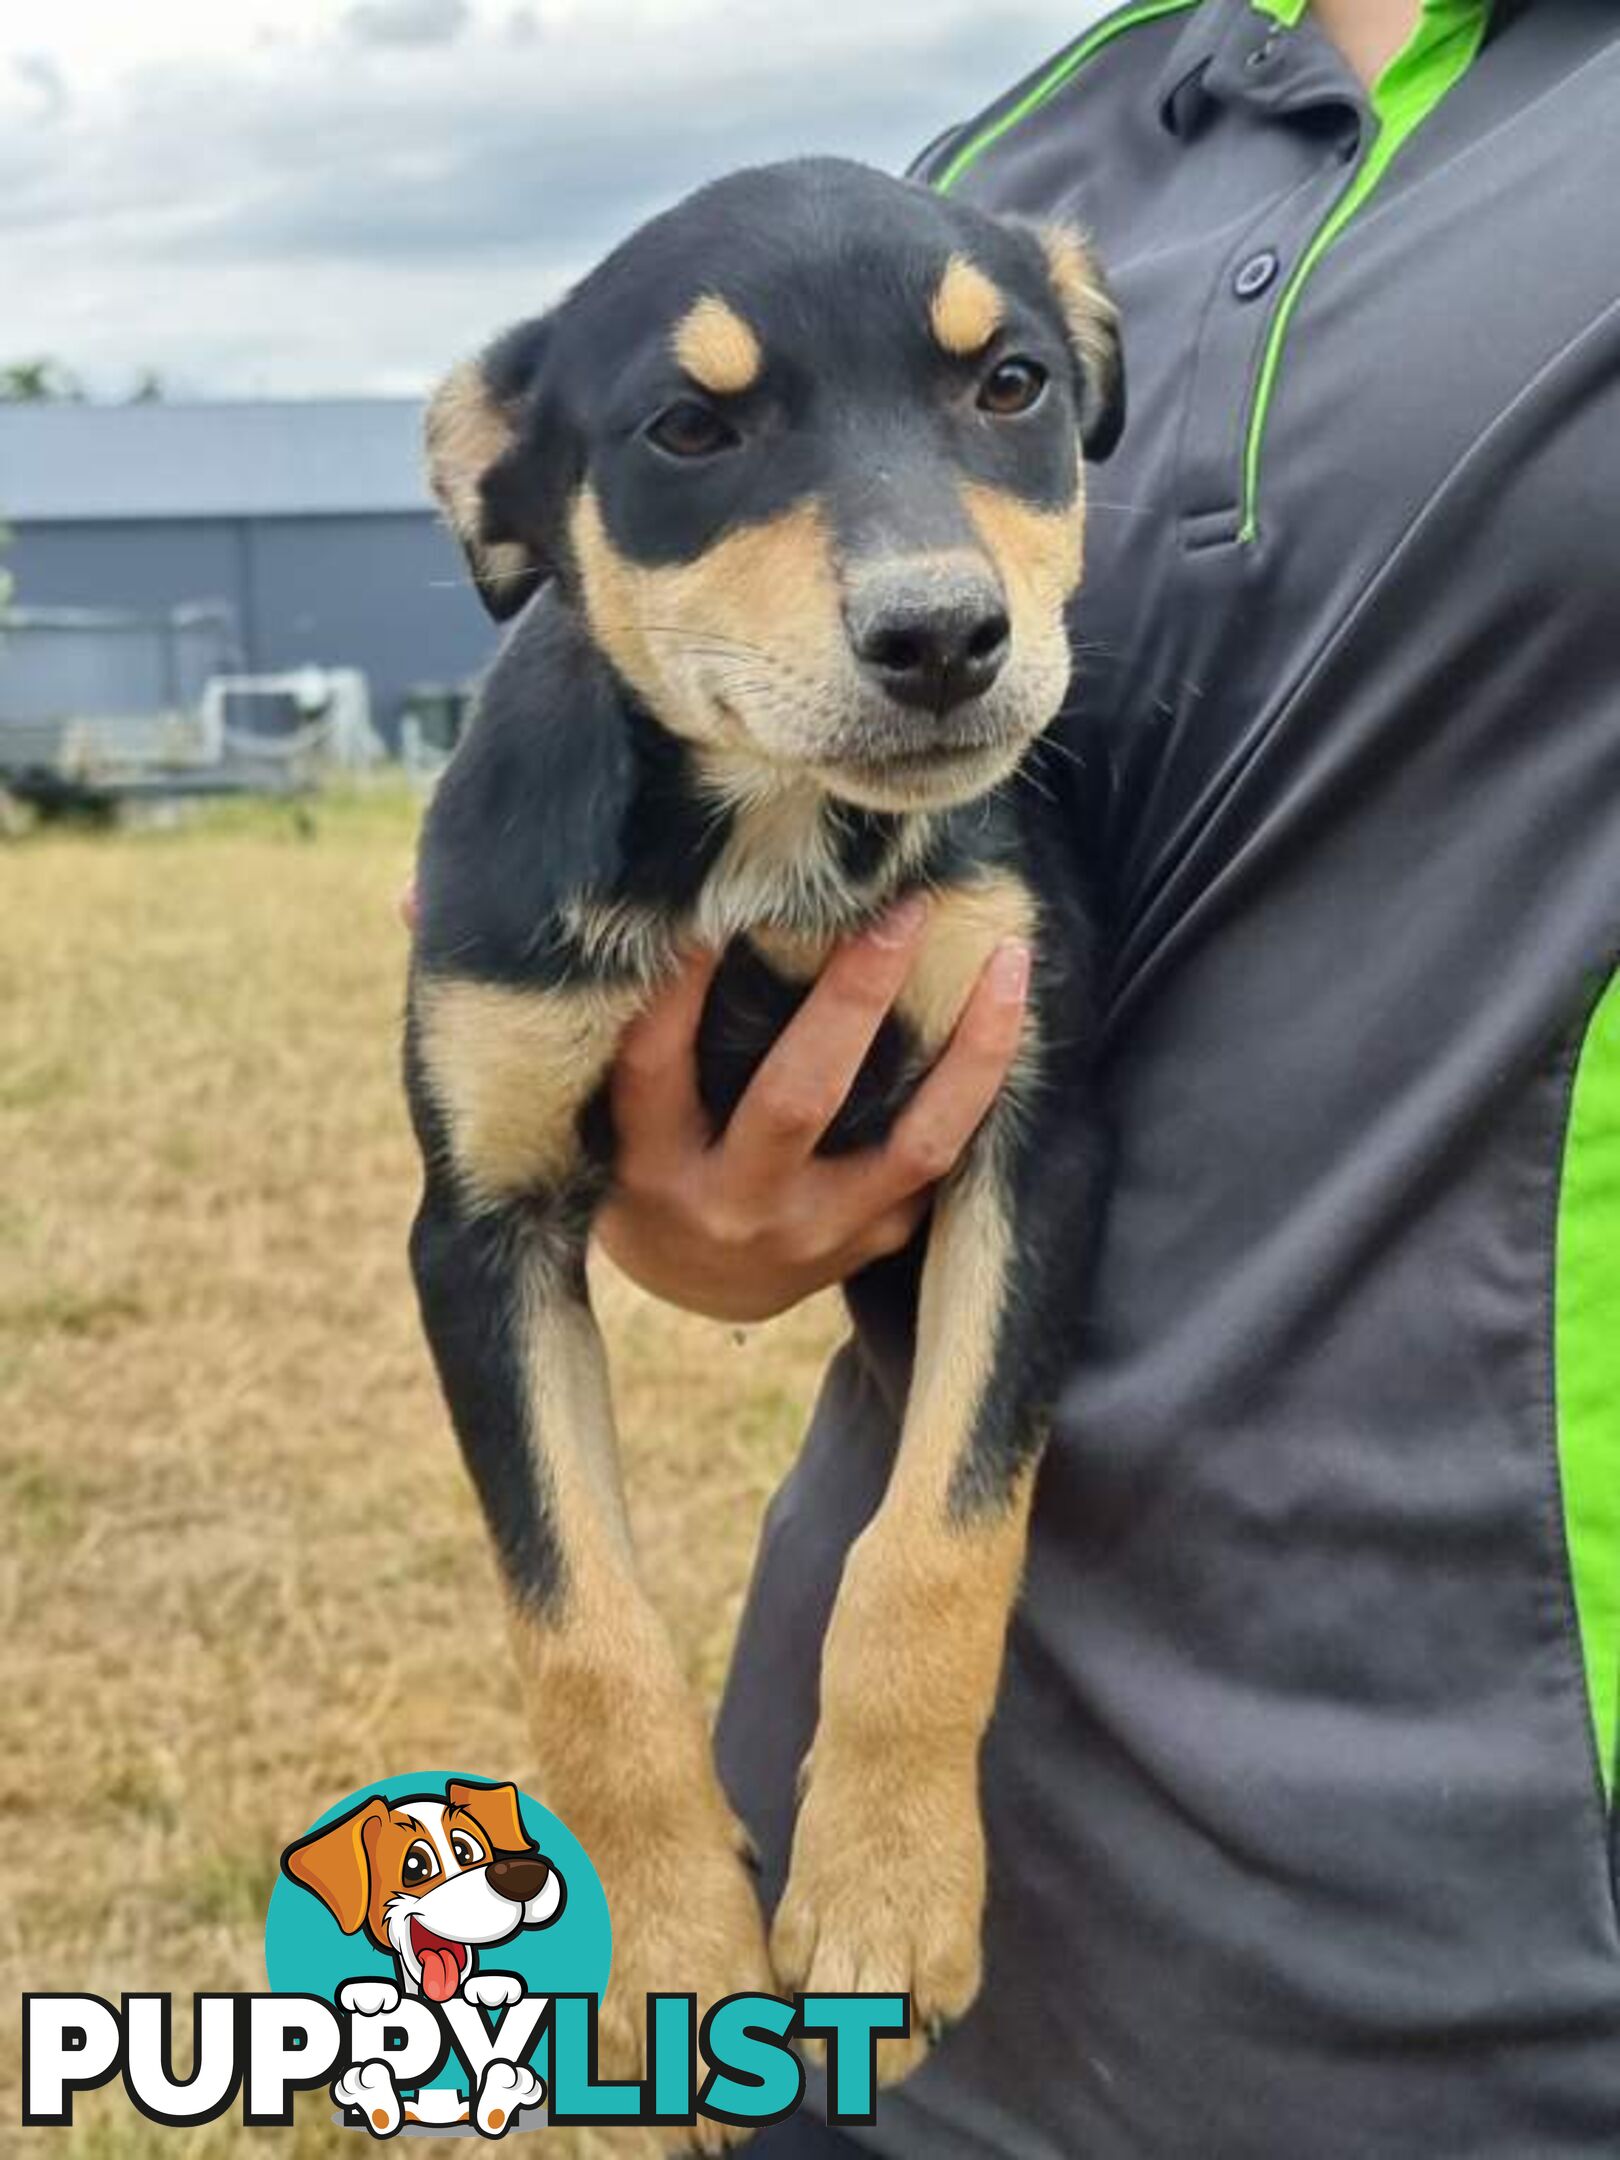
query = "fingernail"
xmin=869 ymin=893 xmax=929 ymax=949
xmin=989 ymin=940 xmax=1031 ymax=1002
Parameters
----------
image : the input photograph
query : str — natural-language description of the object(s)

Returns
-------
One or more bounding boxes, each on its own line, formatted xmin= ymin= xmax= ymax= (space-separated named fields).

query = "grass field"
xmin=0 ymin=782 xmax=841 ymax=2155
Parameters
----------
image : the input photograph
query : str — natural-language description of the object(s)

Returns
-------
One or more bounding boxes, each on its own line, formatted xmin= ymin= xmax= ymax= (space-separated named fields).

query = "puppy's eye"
xmin=645 ymin=401 xmax=740 ymax=461
xmin=402 ymin=1842 xmax=437 ymax=1885
xmin=978 ymin=357 xmax=1049 ymax=417
xmin=450 ymin=1832 xmax=484 ymax=1868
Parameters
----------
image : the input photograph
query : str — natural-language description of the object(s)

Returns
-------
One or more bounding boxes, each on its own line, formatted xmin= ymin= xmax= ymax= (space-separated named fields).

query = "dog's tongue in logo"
xmin=412 ymin=1919 xmax=467 ymax=2004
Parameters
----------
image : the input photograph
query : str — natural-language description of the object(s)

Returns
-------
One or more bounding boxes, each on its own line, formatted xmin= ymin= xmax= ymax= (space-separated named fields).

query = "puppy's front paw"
xmin=338 ymin=1979 xmax=402 ymax=2018
xmin=462 ymin=1971 xmax=525 ymax=2011
xmin=773 ymin=1739 xmax=985 ymax=2086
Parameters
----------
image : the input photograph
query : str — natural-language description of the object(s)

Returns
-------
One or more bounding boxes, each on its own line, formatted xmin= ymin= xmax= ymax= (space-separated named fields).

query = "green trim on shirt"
xmin=1557 ymin=971 xmax=1620 ymax=1803
xmin=935 ymin=0 xmax=1201 ymax=195
xmin=1238 ymin=1 xmax=1490 ymax=540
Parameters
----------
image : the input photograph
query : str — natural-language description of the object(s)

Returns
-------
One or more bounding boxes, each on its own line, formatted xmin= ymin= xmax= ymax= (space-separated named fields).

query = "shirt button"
xmin=1234 ymin=249 xmax=1280 ymax=301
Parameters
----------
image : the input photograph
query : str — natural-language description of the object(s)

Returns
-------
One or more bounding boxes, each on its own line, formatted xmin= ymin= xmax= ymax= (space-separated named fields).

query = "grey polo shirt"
xmin=716 ymin=3 xmax=1620 ymax=2152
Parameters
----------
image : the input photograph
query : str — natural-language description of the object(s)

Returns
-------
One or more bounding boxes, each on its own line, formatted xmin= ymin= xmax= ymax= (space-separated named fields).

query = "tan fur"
xmin=440 ymin=1208 xmax=773 ymax=2134
xmin=774 ymin=1144 xmax=1035 ymax=2079
xmin=521 ymin=1291 xmax=636 ymax=1564
xmin=929 ymin=254 xmax=1005 ymax=358
xmin=695 ymin=768 xmax=844 ymax=945
xmin=744 ymin=870 xmax=1036 ymax=1061
xmin=961 ymin=478 xmax=1086 ymax=622
xmin=1035 ymin=224 xmax=1121 ymax=421
xmin=413 ymin=976 xmax=643 ymax=1211
xmin=424 ymin=359 xmax=534 ymax=604
xmin=744 ymin=922 xmax=829 ymax=984
xmin=672 ymin=294 xmax=765 ymax=396
xmin=502 ymin=1473 xmax=773 ymax=2143
xmin=897 ymin=872 xmax=1038 ymax=1061
xmin=571 ymin=485 xmax=847 ymax=757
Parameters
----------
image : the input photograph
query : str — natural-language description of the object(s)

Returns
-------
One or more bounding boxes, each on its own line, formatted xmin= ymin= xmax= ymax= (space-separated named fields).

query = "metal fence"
xmin=0 ymin=603 xmax=240 ymax=776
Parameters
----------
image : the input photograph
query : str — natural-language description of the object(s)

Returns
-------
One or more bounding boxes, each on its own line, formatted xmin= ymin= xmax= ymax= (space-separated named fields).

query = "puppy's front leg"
xmin=408 ymin=974 xmax=772 ymax=2129
xmin=772 ymin=920 xmax=1098 ymax=2082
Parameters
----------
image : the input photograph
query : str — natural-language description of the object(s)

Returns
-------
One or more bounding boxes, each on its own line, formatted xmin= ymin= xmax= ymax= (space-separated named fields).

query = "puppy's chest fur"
xmin=581 ymin=775 xmax=1033 ymax=1162
xmin=570 ymin=780 xmax=947 ymax=1153
xmin=414 ymin=638 xmax=1043 ymax=1174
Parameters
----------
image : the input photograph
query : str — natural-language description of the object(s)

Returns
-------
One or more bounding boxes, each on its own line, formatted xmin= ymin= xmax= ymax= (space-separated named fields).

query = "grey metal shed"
xmin=0 ymin=399 xmax=488 ymax=742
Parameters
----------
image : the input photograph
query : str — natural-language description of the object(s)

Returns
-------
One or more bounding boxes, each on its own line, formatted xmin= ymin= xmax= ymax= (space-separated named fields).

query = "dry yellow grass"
xmin=0 ymin=783 xmax=840 ymax=2156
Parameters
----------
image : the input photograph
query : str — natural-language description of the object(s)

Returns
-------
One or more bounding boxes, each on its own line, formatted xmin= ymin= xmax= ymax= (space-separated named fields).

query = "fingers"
xmin=609 ymin=946 xmax=721 ymax=1159
xmin=847 ymin=937 xmax=1031 ymax=1211
xmin=840 ymin=1194 xmax=931 ymax=1273
xmin=723 ymin=896 xmax=931 ymax=1184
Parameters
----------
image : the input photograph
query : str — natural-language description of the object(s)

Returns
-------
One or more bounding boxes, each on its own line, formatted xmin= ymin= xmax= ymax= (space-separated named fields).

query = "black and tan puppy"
xmin=407 ymin=156 xmax=1119 ymax=2117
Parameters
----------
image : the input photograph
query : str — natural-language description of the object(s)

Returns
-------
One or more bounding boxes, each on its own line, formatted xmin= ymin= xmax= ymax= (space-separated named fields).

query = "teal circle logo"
xmin=266 ymin=1772 xmax=610 ymax=2133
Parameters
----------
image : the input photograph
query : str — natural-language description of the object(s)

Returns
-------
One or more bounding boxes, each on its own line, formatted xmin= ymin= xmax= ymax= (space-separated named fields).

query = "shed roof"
xmin=0 ymin=399 xmax=436 ymax=523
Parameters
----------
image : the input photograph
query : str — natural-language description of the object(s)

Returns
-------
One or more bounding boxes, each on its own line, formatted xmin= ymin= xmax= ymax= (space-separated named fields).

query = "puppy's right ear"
xmin=281 ymin=1796 xmax=387 ymax=1935
xmin=426 ymin=314 xmax=557 ymax=622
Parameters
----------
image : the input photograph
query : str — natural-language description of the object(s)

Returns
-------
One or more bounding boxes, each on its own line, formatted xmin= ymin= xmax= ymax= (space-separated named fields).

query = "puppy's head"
xmin=281 ymin=1781 xmax=563 ymax=2002
xmin=427 ymin=156 xmax=1122 ymax=814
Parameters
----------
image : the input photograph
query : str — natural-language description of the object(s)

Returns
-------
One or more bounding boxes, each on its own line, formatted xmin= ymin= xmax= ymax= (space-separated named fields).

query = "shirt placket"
xmin=1173 ymin=10 xmax=1368 ymax=550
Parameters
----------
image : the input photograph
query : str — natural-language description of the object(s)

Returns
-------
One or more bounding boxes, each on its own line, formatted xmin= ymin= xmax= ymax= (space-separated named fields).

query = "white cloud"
xmin=12 ymin=52 xmax=71 ymax=118
xmin=342 ymin=0 xmax=472 ymax=46
xmin=0 ymin=2 xmax=1101 ymax=397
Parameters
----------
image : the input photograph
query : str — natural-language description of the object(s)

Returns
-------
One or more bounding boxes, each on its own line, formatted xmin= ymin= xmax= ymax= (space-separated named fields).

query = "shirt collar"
xmin=1154 ymin=0 xmax=1492 ymax=139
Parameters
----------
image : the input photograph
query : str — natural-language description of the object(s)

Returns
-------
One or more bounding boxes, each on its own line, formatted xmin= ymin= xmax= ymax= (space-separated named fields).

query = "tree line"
xmin=1 ymin=359 xmax=165 ymax=403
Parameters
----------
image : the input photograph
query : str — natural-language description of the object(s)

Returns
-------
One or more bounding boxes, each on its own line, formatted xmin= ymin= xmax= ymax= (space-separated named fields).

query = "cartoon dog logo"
xmin=282 ymin=1777 xmax=565 ymax=2004
xmin=281 ymin=1778 xmax=565 ymax=2133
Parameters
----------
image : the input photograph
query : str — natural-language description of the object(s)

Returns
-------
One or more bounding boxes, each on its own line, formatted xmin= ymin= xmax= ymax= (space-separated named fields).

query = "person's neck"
xmin=1310 ymin=0 xmax=1424 ymax=86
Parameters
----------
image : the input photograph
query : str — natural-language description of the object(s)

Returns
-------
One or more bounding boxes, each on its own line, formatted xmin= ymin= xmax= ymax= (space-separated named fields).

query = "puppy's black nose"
xmin=487 ymin=1855 xmax=549 ymax=1905
xmin=851 ymin=590 xmax=1011 ymax=715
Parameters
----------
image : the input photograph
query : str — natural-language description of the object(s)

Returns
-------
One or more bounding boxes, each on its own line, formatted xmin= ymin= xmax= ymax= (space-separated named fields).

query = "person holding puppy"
xmin=599 ymin=0 xmax=1620 ymax=2152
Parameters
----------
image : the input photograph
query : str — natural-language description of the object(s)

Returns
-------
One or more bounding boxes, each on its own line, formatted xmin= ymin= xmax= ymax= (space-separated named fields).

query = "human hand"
xmin=596 ymin=900 xmax=1030 ymax=1323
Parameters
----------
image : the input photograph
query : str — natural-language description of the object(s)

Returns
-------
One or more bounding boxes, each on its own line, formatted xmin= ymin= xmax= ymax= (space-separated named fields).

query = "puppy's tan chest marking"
xmin=897 ymin=872 xmax=1037 ymax=1063
xmin=415 ymin=975 xmax=645 ymax=1210
xmin=749 ymin=869 xmax=1038 ymax=1043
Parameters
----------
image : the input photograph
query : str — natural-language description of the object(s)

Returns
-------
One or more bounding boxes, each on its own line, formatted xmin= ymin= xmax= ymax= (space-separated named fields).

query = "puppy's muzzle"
xmin=846 ymin=569 xmax=1011 ymax=718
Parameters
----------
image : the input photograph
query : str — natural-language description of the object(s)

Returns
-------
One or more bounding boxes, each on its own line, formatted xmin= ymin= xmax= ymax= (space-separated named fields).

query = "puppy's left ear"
xmin=281 ymin=1796 xmax=387 ymax=1935
xmin=426 ymin=314 xmax=562 ymax=622
xmin=1024 ymin=223 xmax=1126 ymax=463
xmin=446 ymin=1778 xmax=534 ymax=1857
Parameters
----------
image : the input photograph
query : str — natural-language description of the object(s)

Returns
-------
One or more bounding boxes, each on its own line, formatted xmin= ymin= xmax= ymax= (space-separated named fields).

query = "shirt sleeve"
xmin=904 ymin=124 xmax=968 ymax=187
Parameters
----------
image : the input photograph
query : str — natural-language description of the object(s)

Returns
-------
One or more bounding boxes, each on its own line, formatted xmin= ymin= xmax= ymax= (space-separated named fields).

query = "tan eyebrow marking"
xmin=671 ymin=294 xmax=764 ymax=395
xmin=930 ymin=254 xmax=1005 ymax=357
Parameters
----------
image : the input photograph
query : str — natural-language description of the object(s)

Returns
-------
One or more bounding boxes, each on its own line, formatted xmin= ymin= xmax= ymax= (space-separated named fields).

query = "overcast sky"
xmin=0 ymin=0 xmax=1105 ymax=401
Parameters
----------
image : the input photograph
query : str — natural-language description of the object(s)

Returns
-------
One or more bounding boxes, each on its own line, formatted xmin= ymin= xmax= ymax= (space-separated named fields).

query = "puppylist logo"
xmin=21 ymin=1771 xmax=909 ymax=2139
